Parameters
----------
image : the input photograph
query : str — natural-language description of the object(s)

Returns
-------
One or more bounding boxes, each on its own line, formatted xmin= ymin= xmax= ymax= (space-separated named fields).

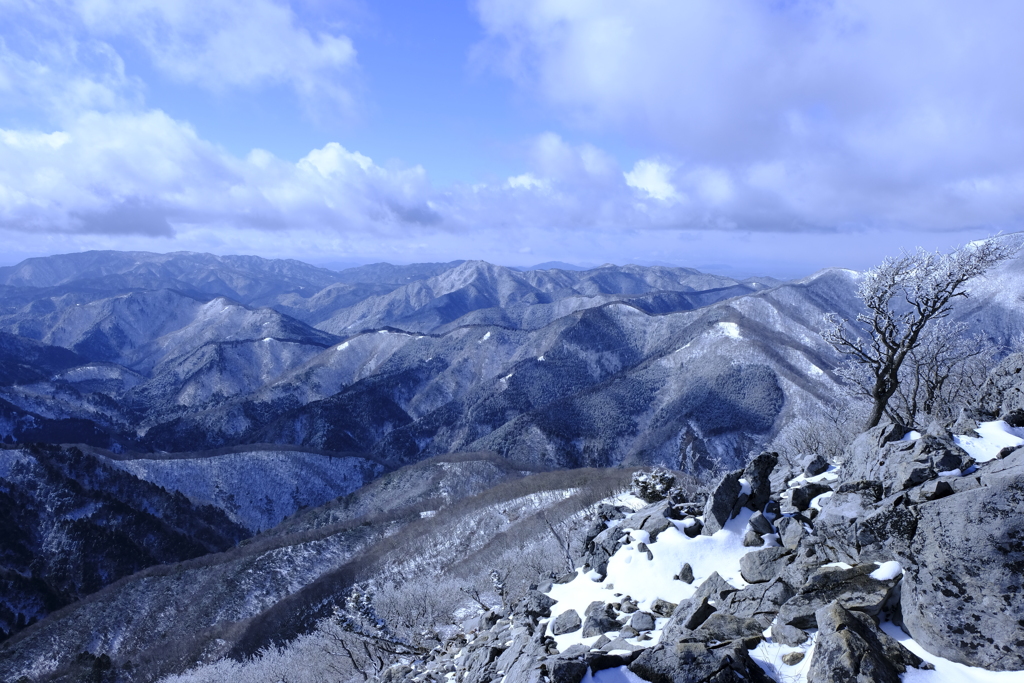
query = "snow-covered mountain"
xmin=0 ymin=252 xmax=866 ymax=469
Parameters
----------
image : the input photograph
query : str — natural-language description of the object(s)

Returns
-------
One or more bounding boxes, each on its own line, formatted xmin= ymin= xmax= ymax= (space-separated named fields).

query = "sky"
xmin=2 ymin=0 xmax=1024 ymax=278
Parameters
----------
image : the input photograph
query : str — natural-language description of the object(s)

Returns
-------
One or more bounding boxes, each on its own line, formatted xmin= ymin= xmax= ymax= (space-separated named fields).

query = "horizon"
xmin=3 ymin=2 xmax=1024 ymax=278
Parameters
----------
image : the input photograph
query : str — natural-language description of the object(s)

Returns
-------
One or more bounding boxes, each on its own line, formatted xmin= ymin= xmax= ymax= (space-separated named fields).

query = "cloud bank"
xmin=1 ymin=0 xmax=1022 ymax=274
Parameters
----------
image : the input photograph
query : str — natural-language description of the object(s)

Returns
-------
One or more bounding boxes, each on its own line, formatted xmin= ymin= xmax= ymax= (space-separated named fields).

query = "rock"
xmin=551 ymin=610 xmax=582 ymax=635
xmin=743 ymin=528 xmax=765 ymax=547
xmin=739 ymin=547 xmax=794 ymax=584
xmin=776 ymin=564 xmax=900 ymax=629
xmin=719 ymin=578 xmax=795 ymax=628
xmin=813 ymin=480 xmax=884 ymax=564
xmin=586 ymin=651 xmax=636 ymax=671
xmin=601 ymin=638 xmax=640 ymax=654
xmin=629 ymin=641 xmax=772 ymax=683
xmin=675 ymin=562 xmax=694 ymax=584
xmin=480 ymin=609 xmax=501 ymax=630
xmin=771 ymin=622 xmax=808 ymax=646
xmin=547 ymin=658 xmax=588 ymax=683
xmin=581 ymin=603 xmax=620 ymax=638
xmin=806 ymin=601 xmax=927 ymax=683
xmin=909 ymin=477 xmax=954 ymax=503
xmin=742 ymin=451 xmax=779 ymax=513
xmin=682 ymin=517 xmax=703 ymax=537
xmin=791 ymin=481 xmax=832 ymax=511
xmin=661 ymin=572 xmax=740 ymax=643
xmin=693 ymin=612 xmax=764 ymax=648
xmin=899 ymin=472 xmax=1024 ymax=670
xmin=629 ymin=611 xmax=655 ymax=632
xmin=591 ymin=634 xmax=611 ymax=649
xmin=854 ymin=493 xmax=918 ymax=561
xmin=621 ymin=501 xmax=675 ymax=541
xmin=775 ymin=516 xmax=805 ymax=550
xmin=748 ymin=510 xmax=775 ymax=535
xmin=517 ymin=591 xmax=557 ymax=620
xmin=701 ymin=469 xmax=744 ymax=535
xmin=650 ymin=599 xmax=676 ymax=617
xmin=781 ymin=651 xmax=805 ymax=666
xmin=803 ymin=453 xmax=830 ymax=477
xmin=769 ymin=467 xmax=794 ymax=496
xmin=619 ymin=597 xmax=638 ymax=613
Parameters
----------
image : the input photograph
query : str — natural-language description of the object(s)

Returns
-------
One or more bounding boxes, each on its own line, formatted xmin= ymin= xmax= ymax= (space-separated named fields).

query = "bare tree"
xmin=823 ymin=237 xmax=1020 ymax=430
xmin=886 ymin=321 xmax=1000 ymax=428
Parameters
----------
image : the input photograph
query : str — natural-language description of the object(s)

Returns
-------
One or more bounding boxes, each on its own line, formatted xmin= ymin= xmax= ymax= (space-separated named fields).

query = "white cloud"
xmin=0 ymin=0 xmax=357 ymax=117
xmin=73 ymin=0 xmax=356 ymax=100
xmin=625 ymin=160 xmax=678 ymax=201
xmin=473 ymin=0 xmax=1024 ymax=232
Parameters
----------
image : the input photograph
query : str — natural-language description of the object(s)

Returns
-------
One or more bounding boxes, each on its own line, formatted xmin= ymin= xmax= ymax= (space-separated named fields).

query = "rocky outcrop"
xmin=378 ymin=411 xmax=1024 ymax=683
xmin=807 ymin=601 xmax=927 ymax=683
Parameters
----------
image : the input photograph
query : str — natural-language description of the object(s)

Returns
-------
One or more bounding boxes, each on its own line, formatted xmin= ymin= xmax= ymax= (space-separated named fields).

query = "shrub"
xmin=631 ymin=467 xmax=675 ymax=503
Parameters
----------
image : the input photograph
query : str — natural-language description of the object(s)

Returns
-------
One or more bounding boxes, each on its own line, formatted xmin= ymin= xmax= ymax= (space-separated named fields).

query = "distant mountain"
xmin=512 ymin=261 xmax=592 ymax=271
xmin=0 ymin=252 xmax=869 ymax=469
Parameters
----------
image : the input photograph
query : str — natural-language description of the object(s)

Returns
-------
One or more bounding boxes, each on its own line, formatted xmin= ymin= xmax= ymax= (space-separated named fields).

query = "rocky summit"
xmin=378 ymin=417 xmax=1024 ymax=683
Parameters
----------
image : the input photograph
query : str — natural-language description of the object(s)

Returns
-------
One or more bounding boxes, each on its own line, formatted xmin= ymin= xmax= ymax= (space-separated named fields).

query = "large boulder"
xmin=629 ymin=641 xmax=772 ymax=683
xmin=739 ymin=547 xmax=793 ymax=584
xmin=741 ymin=451 xmax=778 ymax=513
xmin=776 ymin=564 xmax=900 ymax=629
xmin=701 ymin=469 xmax=744 ymax=535
xmin=807 ymin=601 xmax=928 ymax=683
xmin=899 ymin=466 xmax=1024 ymax=670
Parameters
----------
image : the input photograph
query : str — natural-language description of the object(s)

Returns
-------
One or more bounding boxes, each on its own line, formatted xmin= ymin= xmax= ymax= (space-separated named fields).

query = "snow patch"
xmin=870 ymin=561 xmax=902 ymax=581
xmin=716 ymin=322 xmax=741 ymax=339
xmin=479 ymin=332 xmax=491 ymax=343
xmin=954 ymin=420 xmax=1024 ymax=463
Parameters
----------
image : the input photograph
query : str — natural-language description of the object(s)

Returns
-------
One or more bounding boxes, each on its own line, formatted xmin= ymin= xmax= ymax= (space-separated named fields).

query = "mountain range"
xmin=1 ymin=248 xmax=1023 ymax=681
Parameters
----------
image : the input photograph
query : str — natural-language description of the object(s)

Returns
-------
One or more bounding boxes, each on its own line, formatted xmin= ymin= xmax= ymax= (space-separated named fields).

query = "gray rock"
xmin=899 ymin=471 xmax=1024 ymax=670
xmin=581 ymin=602 xmax=620 ymax=638
xmin=742 ymin=451 xmax=779 ymax=513
xmin=701 ymin=469 xmax=744 ymax=535
xmin=547 ymin=658 xmax=588 ymax=683
xmin=693 ymin=612 xmax=764 ymax=648
xmin=618 ymin=625 xmax=638 ymax=638
xmin=675 ymin=562 xmax=694 ymax=584
xmin=629 ymin=641 xmax=772 ymax=683
xmin=551 ymin=610 xmax=582 ymax=635
xmin=602 ymin=637 xmax=640 ymax=653
xmin=650 ymin=599 xmax=677 ymax=617
xmin=739 ymin=546 xmax=794 ymax=584
xmin=748 ymin=510 xmax=775 ymax=535
xmin=629 ymin=611 xmax=655 ymax=632
xmin=806 ymin=601 xmax=927 ymax=683
xmin=854 ymin=493 xmax=918 ymax=561
xmin=719 ymin=578 xmax=795 ymax=628
xmin=621 ymin=501 xmax=675 ymax=541
xmin=770 ymin=622 xmax=808 ymax=646
xmin=775 ymin=516 xmax=805 ymax=550
xmin=791 ymin=481 xmax=832 ymax=511
xmin=743 ymin=527 xmax=765 ymax=547
xmin=781 ymin=651 xmax=805 ymax=666
xmin=591 ymin=634 xmax=611 ymax=649
xmin=517 ymin=590 xmax=557 ymax=620
xmin=776 ymin=564 xmax=900 ymax=629
xmin=803 ymin=453 xmax=830 ymax=477
xmin=813 ymin=480 xmax=884 ymax=564
xmin=660 ymin=572 xmax=738 ymax=642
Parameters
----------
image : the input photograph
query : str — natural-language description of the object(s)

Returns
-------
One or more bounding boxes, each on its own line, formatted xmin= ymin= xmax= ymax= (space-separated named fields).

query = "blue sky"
xmin=2 ymin=1 xmax=1023 ymax=277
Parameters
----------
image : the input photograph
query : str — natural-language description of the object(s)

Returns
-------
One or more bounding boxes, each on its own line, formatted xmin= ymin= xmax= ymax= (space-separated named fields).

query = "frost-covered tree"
xmin=823 ymin=237 xmax=1020 ymax=430
xmin=631 ymin=466 xmax=676 ymax=503
xmin=884 ymin=321 xmax=999 ymax=428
